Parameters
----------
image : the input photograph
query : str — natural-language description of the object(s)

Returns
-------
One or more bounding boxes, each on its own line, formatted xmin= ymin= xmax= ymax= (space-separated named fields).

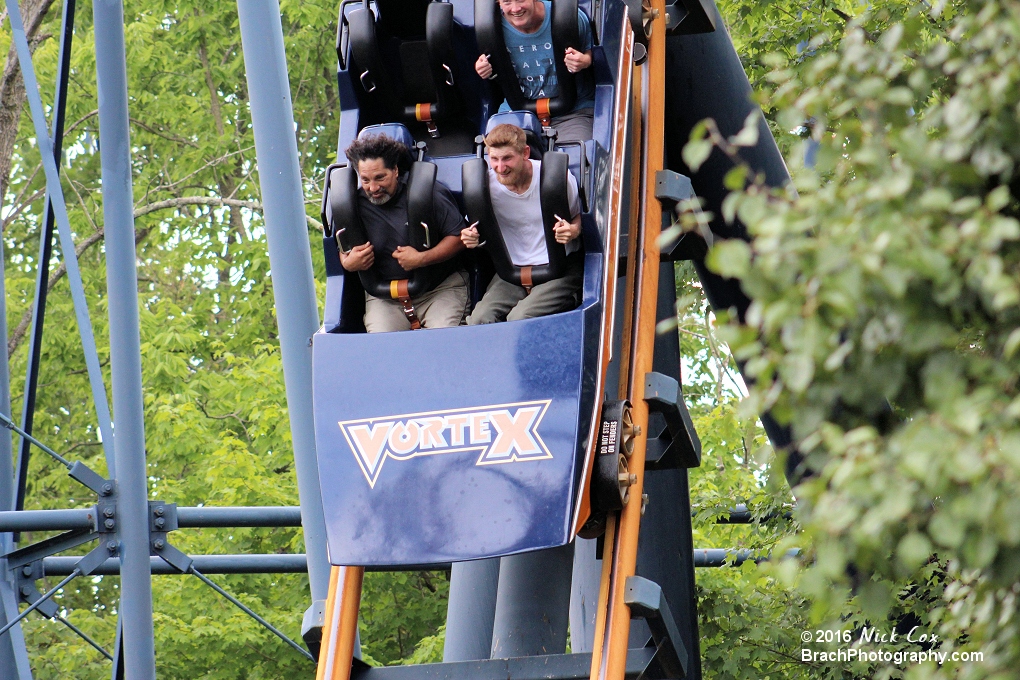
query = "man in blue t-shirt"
xmin=475 ymin=0 xmax=595 ymax=142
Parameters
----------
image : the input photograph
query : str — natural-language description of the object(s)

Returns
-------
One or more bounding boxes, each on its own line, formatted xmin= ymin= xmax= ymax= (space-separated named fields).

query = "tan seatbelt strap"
xmin=391 ymin=279 xmax=423 ymax=330
xmin=521 ymin=266 xmax=534 ymax=295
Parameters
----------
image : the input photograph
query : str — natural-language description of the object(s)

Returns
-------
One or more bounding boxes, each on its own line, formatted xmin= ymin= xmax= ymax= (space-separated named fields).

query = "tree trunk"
xmin=0 ymin=0 xmax=58 ymax=212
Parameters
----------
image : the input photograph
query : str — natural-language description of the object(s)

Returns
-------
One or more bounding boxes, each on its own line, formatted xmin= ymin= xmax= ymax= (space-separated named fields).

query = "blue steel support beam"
xmin=444 ymin=559 xmax=500 ymax=661
xmin=567 ymin=537 xmax=601 ymax=654
xmin=4 ymin=0 xmax=116 ymax=517
xmin=2 ymin=0 xmax=87 ymax=675
xmin=43 ymin=554 xmax=310 ymax=575
xmin=490 ymin=544 xmax=574 ymax=658
xmin=661 ymin=2 xmax=795 ymax=479
xmin=0 ymin=113 xmax=17 ymax=680
xmin=235 ymin=0 xmax=331 ymax=626
xmin=0 ymin=583 xmax=32 ymax=679
xmin=16 ymin=0 xmax=87 ymax=526
xmin=92 ymin=0 xmax=156 ymax=676
xmin=0 ymin=118 xmax=25 ymax=680
xmin=0 ymin=505 xmax=304 ymax=532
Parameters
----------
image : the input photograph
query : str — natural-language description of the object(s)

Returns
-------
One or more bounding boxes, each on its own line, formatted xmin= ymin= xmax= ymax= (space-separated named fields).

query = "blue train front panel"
xmin=313 ymin=309 xmax=587 ymax=566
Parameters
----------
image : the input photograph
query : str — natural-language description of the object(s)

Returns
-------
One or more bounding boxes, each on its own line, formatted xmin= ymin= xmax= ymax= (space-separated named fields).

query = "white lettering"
xmin=419 ymin=418 xmax=447 ymax=450
xmin=445 ymin=415 xmax=469 ymax=446
xmin=341 ymin=401 xmax=552 ymax=486
xmin=470 ymin=413 xmax=491 ymax=443
xmin=388 ymin=421 xmax=420 ymax=456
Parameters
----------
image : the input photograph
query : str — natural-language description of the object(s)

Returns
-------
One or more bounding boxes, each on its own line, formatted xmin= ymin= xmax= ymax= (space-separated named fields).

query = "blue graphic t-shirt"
xmin=501 ymin=2 xmax=595 ymax=112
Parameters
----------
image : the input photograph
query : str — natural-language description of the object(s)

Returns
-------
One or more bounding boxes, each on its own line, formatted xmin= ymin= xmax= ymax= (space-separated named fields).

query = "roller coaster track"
xmin=590 ymin=1 xmax=669 ymax=677
xmin=316 ymin=3 xmax=672 ymax=679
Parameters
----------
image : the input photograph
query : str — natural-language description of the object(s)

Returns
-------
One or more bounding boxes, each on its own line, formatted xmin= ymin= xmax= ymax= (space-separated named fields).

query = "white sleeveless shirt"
xmin=488 ymin=159 xmax=581 ymax=267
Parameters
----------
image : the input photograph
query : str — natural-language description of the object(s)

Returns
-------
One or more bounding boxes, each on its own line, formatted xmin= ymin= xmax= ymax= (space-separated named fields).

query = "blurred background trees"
xmin=1 ymin=0 xmax=1015 ymax=678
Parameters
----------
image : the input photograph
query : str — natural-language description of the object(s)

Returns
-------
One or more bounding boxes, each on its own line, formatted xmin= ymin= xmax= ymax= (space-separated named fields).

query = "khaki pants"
xmin=467 ymin=260 xmax=583 ymax=325
xmin=364 ymin=271 xmax=469 ymax=333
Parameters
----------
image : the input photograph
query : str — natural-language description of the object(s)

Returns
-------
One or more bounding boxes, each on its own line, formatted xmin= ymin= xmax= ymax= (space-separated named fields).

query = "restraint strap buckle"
xmin=399 ymin=297 xmax=422 ymax=329
xmin=521 ymin=266 xmax=534 ymax=295
xmin=536 ymin=98 xmax=552 ymax=127
xmin=391 ymin=279 xmax=423 ymax=330
xmin=416 ymin=103 xmax=440 ymax=138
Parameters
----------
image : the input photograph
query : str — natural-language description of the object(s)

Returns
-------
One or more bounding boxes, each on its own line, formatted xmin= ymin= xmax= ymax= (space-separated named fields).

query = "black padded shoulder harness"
xmin=345 ymin=3 xmax=458 ymax=136
xmin=462 ymin=151 xmax=572 ymax=289
xmin=474 ymin=0 xmax=580 ymax=124
xmin=322 ymin=161 xmax=442 ymax=302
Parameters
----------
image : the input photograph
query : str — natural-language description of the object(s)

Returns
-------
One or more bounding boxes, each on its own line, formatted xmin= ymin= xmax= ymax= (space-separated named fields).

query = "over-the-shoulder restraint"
xmin=461 ymin=151 xmax=572 ymax=290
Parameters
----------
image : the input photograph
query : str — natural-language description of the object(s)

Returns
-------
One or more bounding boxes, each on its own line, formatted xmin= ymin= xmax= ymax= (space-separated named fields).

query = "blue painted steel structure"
xmin=315 ymin=283 xmax=603 ymax=564
xmin=236 ymin=0 xmax=334 ymax=649
xmin=0 ymin=0 xmax=799 ymax=676
xmin=314 ymin=0 xmax=631 ymax=568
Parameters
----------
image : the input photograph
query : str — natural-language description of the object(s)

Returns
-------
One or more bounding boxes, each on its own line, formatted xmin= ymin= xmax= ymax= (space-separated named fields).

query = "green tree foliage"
xmin=669 ymin=261 xmax=808 ymax=679
xmin=360 ymin=571 xmax=449 ymax=664
xmin=687 ymin=0 xmax=1020 ymax=677
xmin=0 ymin=0 xmax=446 ymax=675
xmin=0 ymin=0 xmax=821 ymax=675
xmin=12 ymin=0 xmax=1015 ymax=677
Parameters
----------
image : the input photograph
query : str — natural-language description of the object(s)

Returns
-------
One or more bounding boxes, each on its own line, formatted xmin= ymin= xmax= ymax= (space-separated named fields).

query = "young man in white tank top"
xmin=460 ymin=124 xmax=584 ymax=323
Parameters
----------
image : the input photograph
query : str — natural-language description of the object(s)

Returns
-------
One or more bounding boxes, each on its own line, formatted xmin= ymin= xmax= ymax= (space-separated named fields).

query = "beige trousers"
xmin=466 ymin=260 xmax=583 ymax=325
xmin=364 ymin=271 xmax=470 ymax=333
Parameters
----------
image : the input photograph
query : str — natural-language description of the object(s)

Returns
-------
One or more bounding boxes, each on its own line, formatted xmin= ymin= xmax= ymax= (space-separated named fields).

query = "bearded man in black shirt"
xmin=341 ymin=135 xmax=468 ymax=332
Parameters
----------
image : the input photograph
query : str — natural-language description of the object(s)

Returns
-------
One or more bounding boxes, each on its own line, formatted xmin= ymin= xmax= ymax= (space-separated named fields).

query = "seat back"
xmin=322 ymin=157 xmax=443 ymax=299
xmin=474 ymin=0 xmax=580 ymax=122
xmin=347 ymin=7 xmax=404 ymax=115
xmin=344 ymin=1 xmax=460 ymax=136
xmin=486 ymin=111 xmax=546 ymax=159
xmin=461 ymin=151 xmax=571 ymax=287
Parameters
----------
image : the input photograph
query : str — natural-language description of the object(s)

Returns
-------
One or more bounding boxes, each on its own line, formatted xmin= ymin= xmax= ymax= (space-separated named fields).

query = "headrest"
xmin=485 ymin=111 xmax=544 ymax=141
xmin=375 ymin=0 xmax=430 ymax=40
xmin=357 ymin=123 xmax=416 ymax=150
xmin=485 ymin=111 xmax=545 ymax=158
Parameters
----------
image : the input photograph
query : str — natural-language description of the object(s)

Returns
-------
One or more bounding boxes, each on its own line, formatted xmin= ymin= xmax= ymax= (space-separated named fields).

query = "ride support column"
xmin=236 ymin=0 xmax=333 ymax=645
xmin=443 ymin=559 xmax=500 ymax=661
xmin=490 ymin=544 xmax=575 ymax=658
xmin=94 ymin=0 xmax=158 ymax=676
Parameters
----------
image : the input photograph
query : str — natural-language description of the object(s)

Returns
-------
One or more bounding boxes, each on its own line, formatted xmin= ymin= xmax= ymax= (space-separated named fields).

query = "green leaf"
xmin=683 ymin=138 xmax=713 ymax=172
xmin=706 ymin=239 xmax=752 ymax=279
xmin=729 ymin=111 xmax=761 ymax=148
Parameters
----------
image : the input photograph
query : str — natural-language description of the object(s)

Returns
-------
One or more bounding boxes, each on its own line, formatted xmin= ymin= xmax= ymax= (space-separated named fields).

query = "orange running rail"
xmin=591 ymin=2 xmax=668 ymax=679
xmin=315 ymin=565 xmax=364 ymax=680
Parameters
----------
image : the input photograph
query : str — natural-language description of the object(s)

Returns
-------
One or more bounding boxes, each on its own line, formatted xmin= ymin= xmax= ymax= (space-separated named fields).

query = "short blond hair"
xmin=484 ymin=124 xmax=527 ymax=153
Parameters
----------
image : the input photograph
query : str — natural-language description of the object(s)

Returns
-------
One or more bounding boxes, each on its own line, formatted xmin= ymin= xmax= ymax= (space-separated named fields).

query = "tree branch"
xmin=129 ymin=117 xmax=199 ymax=147
xmin=63 ymin=109 xmax=98 ymax=138
xmin=7 ymin=193 xmax=322 ymax=355
xmin=7 ymin=227 xmax=107 ymax=356
xmin=830 ymin=6 xmax=878 ymax=42
xmin=133 ymin=195 xmax=260 ymax=219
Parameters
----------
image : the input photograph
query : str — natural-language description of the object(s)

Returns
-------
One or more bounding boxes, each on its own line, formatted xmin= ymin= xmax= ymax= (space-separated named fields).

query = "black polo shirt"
xmin=356 ymin=178 xmax=466 ymax=287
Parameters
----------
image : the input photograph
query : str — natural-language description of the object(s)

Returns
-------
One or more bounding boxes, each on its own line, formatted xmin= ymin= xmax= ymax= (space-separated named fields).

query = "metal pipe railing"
xmin=0 ymin=506 xmax=304 ymax=533
xmin=42 ymin=554 xmax=310 ymax=576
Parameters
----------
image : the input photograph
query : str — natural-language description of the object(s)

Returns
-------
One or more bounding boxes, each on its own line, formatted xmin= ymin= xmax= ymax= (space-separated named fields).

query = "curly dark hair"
xmin=345 ymin=134 xmax=413 ymax=173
